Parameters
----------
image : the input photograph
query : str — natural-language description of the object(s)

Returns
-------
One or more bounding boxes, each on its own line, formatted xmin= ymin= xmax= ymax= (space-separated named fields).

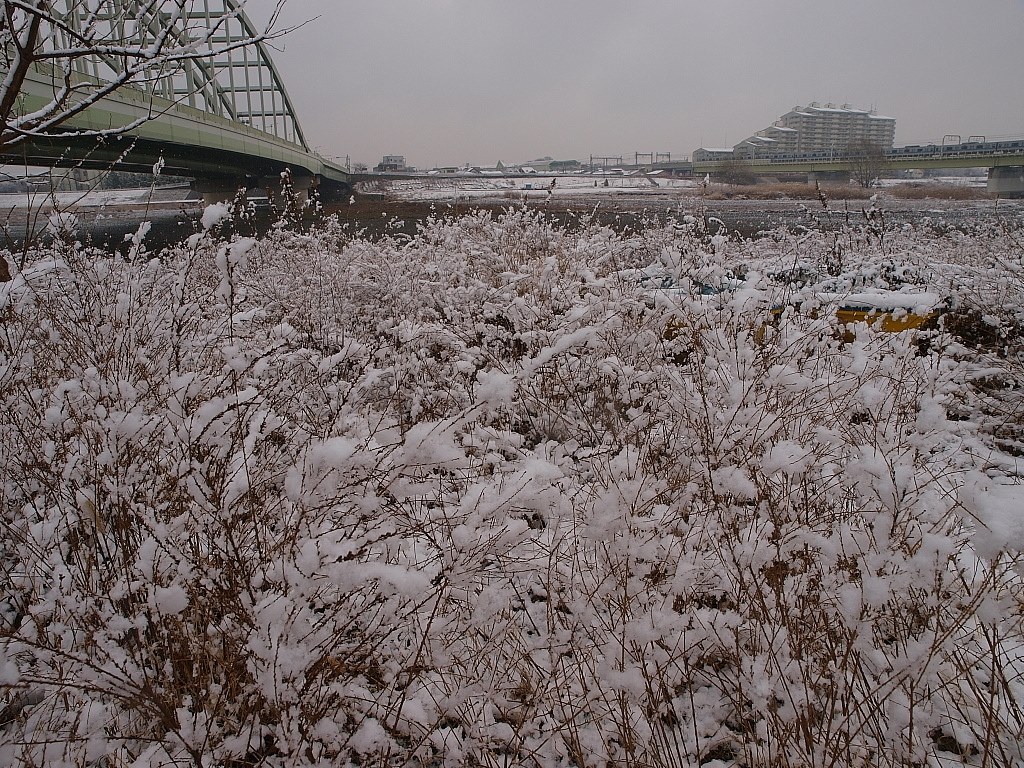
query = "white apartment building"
xmin=733 ymin=103 xmax=896 ymax=157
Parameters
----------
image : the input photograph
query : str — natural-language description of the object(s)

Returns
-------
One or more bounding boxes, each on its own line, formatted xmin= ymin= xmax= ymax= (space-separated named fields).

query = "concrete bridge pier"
xmin=192 ymin=178 xmax=255 ymax=206
xmin=988 ymin=167 xmax=1024 ymax=197
xmin=192 ymin=173 xmax=318 ymax=210
xmin=259 ymin=173 xmax=316 ymax=209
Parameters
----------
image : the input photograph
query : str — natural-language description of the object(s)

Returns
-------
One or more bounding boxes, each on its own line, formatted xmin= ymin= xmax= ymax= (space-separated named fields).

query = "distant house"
xmin=375 ymin=155 xmax=409 ymax=172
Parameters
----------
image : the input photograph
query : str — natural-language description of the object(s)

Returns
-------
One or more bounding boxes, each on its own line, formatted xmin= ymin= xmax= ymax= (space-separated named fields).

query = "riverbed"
xmin=1 ymin=178 xmax=1021 ymax=253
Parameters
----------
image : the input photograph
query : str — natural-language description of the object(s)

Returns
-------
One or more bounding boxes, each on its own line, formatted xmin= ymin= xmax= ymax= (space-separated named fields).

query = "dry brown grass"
xmin=705 ymin=182 xmax=877 ymax=201
xmin=887 ymin=181 xmax=993 ymax=200
xmin=703 ymin=180 xmax=994 ymax=203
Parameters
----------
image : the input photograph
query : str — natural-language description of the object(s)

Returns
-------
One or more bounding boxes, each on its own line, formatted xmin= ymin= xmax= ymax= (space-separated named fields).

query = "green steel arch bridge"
xmin=1 ymin=1 xmax=350 ymax=200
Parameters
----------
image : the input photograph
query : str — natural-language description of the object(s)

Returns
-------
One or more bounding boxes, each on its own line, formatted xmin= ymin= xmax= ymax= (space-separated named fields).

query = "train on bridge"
xmin=739 ymin=138 xmax=1024 ymax=165
xmin=888 ymin=139 xmax=1024 ymax=159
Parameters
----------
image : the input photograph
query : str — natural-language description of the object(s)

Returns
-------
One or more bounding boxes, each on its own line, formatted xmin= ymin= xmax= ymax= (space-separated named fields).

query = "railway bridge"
xmin=690 ymin=142 xmax=1024 ymax=195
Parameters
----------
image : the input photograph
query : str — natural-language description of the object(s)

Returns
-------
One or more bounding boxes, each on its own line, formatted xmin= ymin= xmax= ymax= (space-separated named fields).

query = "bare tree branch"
xmin=847 ymin=138 xmax=887 ymax=189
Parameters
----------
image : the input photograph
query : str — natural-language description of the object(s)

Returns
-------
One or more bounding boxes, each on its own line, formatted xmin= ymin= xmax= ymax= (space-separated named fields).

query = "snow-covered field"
xmin=369 ymin=174 xmax=990 ymax=206
xmin=0 ymin=185 xmax=194 ymax=210
xmin=2 ymin=206 xmax=1024 ymax=766
xmin=372 ymin=174 xmax=699 ymax=203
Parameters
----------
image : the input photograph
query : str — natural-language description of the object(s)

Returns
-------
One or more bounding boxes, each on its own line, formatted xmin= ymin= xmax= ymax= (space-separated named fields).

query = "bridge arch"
xmin=44 ymin=0 xmax=308 ymax=149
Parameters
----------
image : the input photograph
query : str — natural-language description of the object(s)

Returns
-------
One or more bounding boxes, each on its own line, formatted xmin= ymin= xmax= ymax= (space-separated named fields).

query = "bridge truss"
xmin=43 ymin=0 xmax=308 ymax=149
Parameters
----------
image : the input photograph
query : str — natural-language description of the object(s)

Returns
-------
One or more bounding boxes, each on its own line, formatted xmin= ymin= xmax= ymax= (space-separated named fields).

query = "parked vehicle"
xmin=770 ymin=290 xmax=947 ymax=342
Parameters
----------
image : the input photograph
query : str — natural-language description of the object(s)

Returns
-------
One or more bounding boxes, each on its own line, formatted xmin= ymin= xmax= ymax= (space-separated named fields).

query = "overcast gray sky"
xmin=252 ymin=0 xmax=1024 ymax=169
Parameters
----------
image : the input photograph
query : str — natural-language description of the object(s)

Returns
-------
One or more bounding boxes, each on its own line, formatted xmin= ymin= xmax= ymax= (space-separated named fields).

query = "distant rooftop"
xmin=790 ymin=102 xmax=894 ymax=121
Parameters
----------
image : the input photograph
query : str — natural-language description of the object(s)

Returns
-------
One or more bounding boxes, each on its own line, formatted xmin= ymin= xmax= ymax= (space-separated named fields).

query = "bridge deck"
xmin=693 ymin=153 xmax=1024 ymax=175
xmin=4 ymin=66 xmax=349 ymax=190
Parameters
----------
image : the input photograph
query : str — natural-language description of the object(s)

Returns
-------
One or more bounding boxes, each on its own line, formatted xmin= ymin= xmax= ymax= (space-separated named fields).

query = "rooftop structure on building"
xmin=731 ymin=103 xmax=896 ymax=158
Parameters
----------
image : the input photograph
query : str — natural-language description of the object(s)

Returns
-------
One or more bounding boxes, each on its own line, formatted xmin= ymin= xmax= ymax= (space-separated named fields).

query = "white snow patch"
xmin=476 ymin=369 xmax=516 ymax=406
xmin=201 ymin=202 xmax=231 ymax=231
xmin=961 ymin=472 xmax=1024 ymax=559
xmin=713 ymin=465 xmax=758 ymax=499
xmin=152 ymin=584 xmax=189 ymax=614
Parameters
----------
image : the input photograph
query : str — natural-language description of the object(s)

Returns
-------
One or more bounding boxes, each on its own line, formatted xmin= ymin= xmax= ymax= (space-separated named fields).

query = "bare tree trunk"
xmin=0 ymin=2 xmax=43 ymax=144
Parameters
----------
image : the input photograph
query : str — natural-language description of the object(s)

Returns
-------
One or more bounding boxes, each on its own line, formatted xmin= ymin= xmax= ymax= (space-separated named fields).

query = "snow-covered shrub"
xmin=1 ymin=209 xmax=1022 ymax=766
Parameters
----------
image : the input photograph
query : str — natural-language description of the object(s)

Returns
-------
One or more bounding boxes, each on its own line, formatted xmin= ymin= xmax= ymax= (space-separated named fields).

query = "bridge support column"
xmin=193 ymin=174 xmax=322 ymax=212
xmin=192 ymin=179 xmax=249 ymax=206
xmin=261 ymin=173 xmax=316 ymax=209
xmin=988 ymin=166 xmax=1024 ymax=198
